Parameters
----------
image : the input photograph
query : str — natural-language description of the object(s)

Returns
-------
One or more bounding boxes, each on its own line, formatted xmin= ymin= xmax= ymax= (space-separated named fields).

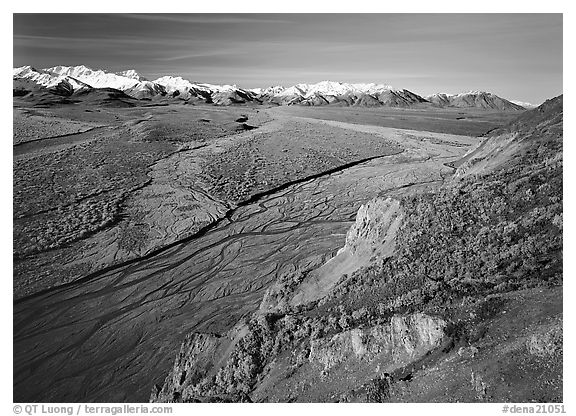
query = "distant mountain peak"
xmin=462 ymin=90 xmax=489 ymax=95
xmin=426 ymin=90 xmax=525 ymax=111
xmin=116 ymin=69 xmax=141 ymax=80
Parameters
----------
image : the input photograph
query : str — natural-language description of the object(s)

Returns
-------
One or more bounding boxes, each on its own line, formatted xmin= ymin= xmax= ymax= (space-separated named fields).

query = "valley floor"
xmin=13 ymin=101 xmax=559 ymax=402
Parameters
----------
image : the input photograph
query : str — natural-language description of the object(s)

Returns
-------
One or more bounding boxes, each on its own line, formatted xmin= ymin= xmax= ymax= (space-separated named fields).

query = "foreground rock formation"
xmin=151 ymin=312 xmax=448 ymax=403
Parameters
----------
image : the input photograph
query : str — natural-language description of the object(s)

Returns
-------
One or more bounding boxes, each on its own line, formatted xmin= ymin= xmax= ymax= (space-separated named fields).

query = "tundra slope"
xmin=152 ymin=95 xmax=562 ymax=403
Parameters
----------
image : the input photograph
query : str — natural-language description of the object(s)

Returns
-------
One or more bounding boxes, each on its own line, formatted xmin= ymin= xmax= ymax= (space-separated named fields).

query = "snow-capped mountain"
xmin=13 ymin=65 xmax=164 ymax=99
xmin=13 ymin=66 xmax=92 ymax=93
xmin=45 ymin=65 xmax=167 ymax=99
xmin=248 ymin=86 xmax=285 ymax=96
xmin=152 ymin=76 xmax=258 ymax=103
xmin=425 ymin=93 xmax=452 ymax=107
xmin=46 ymin=65 xmax=142 ymax=89
xmin=426 ymin=91 xmax=525 ymax=111
xmin=117 ymin=69 xmax=141 ymax=80
xmin=151 ymin=76 xmax=206 ymax=100
xmin=258 ymin=80 xmax=428 ymax=107
xmin=13 ymin=64 xmax=529 ymax=110
xmin=302 ymin=81 xmax=399 ymax=97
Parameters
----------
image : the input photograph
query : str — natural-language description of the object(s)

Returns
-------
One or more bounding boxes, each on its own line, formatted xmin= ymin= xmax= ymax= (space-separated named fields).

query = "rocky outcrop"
xmin=152 ymin=312 xmax=448 ymax=403
xmin=151 ymin=333 xmax=223 ymax=403
xmin=309 ymin=313 xmax=447 ymax=371
xmin=341 ymin=197 xmax=403 ymax=259
xmin=260 ymin=197 xmax=403 ymax=312
xmin=525 ymin=323 xmax=562 ymax=358
xmin=289 ymin=197 xmax=403 ymax=306
xmin=151 ymin=324 xmax=250 ymax=403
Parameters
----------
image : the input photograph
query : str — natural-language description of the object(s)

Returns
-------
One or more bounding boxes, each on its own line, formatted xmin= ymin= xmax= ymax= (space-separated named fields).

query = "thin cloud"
xmin=13 ymin=34 xmax=194 ymax=46
xmin=123 ymin=14 xmax=291 ymax=24
xmin=156 ymin=50 xmax=237 ymax=61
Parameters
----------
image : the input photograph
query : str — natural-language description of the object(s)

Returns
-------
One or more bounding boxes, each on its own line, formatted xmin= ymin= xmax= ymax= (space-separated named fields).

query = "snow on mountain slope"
xmin=44 ymin=65 xmax=165 ymax=99
xmin=13 ymin=65 xmax=160 ymax=99
xmin=13 ymin=66 xmax=93 ymax=94
xmin=117 ymin=69 xmax=141 ymax=80
xmin=303 ymin=81 xmax=399 ymax=98
xmin=425 ymin=93 xmax=452 ymax=106
xmin=274 ymin=84 xmax=308 ymax=98
xmin=260 ymin=80 xmax=426 ymax=107
xmin=154 ymin=76 xmax=196 ymax=91
xmin=13 ymin=66 xmax=37 ymax=78
xmin=249 ymin=86 xmax=285 ymax=96
xmin=510 ymin=100 xmax=537 ymax=109
xmin=46 ymin=65 xmax=139 ymax=90
xmin=152 ymin=76 xmax=201 ymax=99
xmin=152 ymin=76 xmax=258 ymax=103
xmin=270 ymin=81 xmax=398 ymax=99
xmin=153 ymin=77 xmax=242 ymax=94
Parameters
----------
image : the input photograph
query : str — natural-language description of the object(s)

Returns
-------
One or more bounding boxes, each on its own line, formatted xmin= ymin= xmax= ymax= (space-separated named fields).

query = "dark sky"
xmin=13 ymin=13 xmax=562 ymax=104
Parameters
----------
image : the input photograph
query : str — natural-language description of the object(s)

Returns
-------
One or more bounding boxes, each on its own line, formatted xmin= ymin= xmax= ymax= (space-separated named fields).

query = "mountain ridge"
xmin=14 ymin=64 xmax=529 ymax=110
xmin=426 ymin=91 xmax=525 ymax=111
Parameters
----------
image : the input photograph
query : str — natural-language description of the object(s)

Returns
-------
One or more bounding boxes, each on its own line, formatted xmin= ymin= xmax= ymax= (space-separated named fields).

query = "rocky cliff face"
xmin=340 ymin=197 xmax=403 ymax=259
xmin=150 ymin=324 xmax=250 ymax=403
xmin=151 ymin=311 xmax=449 ymax=403
xmin=151 ymin=333 xmax=223 ymax=402
xmin=259 ymin=197 xmax=403 ymax=312
xmin=309 ymin=313 xmax=447 ymax=371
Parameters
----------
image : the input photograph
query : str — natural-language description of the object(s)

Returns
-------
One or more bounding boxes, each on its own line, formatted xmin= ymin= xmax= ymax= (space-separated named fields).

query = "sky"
xmin=13 ymin=13 xmax=562 ymax=104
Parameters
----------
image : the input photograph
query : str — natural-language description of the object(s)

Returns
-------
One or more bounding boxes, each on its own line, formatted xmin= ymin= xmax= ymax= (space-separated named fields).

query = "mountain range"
xmin=13 ymin=65 xmax=531 ymax=110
